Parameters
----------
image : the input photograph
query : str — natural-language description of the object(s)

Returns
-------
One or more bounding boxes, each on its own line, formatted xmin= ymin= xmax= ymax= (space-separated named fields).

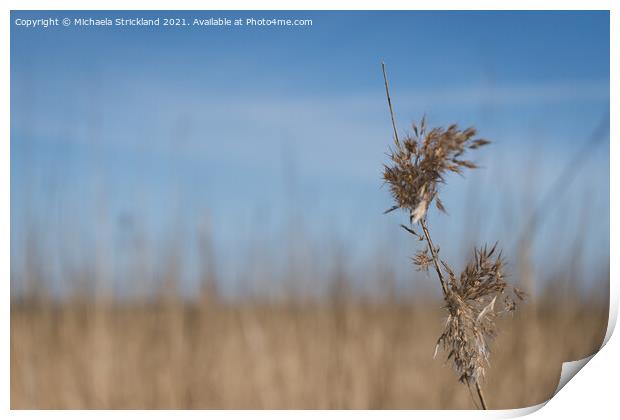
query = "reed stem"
xmin=381 ymin=61 xmax=400 ymax=147
xmin=381 ymin=61 xmax=489 ymax=410
xmin=421 ymin=219 xmax=488 ymax=410
xmin=475 ymin=381 xmax=488 ymax=410
xmin=419 ymin=219 xmax=448 ymax=296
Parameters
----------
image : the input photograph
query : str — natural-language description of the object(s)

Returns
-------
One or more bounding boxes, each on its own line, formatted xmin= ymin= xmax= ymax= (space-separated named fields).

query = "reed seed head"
xmin=380 ymin=64 xmax=524 ymax=408
xmin=412 ymin=248 xmax=432 ymax=272
xmin=436 ymin=245 xmax=525 ymax=384
xmin=383 ymin=118 xmax=490 ymax=222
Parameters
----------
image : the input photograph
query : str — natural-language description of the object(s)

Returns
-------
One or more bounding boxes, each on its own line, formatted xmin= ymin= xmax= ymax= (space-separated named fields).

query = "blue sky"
xmin=10 ymin=11 xmax=610 ymax=297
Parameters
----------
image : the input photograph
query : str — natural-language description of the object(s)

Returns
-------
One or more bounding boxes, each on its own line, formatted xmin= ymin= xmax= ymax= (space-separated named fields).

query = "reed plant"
xmin=380 ymin=62 xmax=525 ymax=409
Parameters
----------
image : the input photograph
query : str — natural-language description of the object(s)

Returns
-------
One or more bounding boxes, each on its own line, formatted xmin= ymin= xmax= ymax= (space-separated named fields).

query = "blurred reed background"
xmin=10 ymin=258 xmax=608 ymax=409
xmin=9 ymin=144 xmax=610 ymax=408
xmin=10 ymin=10 xmax=609 ymax=409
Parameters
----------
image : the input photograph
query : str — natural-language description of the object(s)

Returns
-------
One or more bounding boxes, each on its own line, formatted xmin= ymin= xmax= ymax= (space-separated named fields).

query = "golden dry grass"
xmin=11 ymin=295 xmax=607 ymax=409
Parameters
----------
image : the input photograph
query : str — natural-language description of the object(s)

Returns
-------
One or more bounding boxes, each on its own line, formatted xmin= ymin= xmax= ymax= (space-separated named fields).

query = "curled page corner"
xmin=550 ymin=297 xmax=617 ymax=396
xmin=602 ymin=295 xmax=618 ymax=347
xmin=495 ymin=356 xmax=596 ymax=418
xmin=497 ymin=402 xmax=546 ymax=417
xmin=545 ymin=294 xmax=617 ymax=404
xmin=502 ymin=313 xmax=613 ymax=417
xmin=554 ymin=355 xmax=595 ymax=396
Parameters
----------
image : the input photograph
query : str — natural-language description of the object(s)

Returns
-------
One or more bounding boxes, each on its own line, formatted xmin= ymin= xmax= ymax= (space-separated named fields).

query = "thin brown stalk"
xmin=381 ymin=62 xmax=522 ymax=410
xmin=475 ymin=381 xmax=488 ymax=410
xmin=381 ymin=61 xmax=400 ymax=147
xmin=421 ymin=207 xmax=487 ymax=410
xmin=419 ymin=219 xmax=448 ymax=296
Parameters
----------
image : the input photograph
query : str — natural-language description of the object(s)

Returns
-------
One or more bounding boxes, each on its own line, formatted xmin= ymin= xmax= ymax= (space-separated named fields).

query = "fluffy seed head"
xmin=383 ymin=118 xmax=490 ymax=222
xmin=436 ymin=245 xmax=525 ymax=384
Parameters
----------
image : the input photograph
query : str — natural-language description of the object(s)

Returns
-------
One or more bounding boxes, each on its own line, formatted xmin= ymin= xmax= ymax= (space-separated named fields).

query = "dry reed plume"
xmin=381 ymin=62 xmax=525 ymax=409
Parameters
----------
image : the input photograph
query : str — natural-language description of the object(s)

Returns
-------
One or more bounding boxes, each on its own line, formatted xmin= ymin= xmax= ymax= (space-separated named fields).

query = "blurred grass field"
xmin=11 ymin=289 xmax=607 ymax=409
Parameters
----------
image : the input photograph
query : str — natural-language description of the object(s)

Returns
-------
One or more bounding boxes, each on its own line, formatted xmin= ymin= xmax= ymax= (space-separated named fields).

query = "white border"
xmin=2 ymin=1 xmax=616 ymax=418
